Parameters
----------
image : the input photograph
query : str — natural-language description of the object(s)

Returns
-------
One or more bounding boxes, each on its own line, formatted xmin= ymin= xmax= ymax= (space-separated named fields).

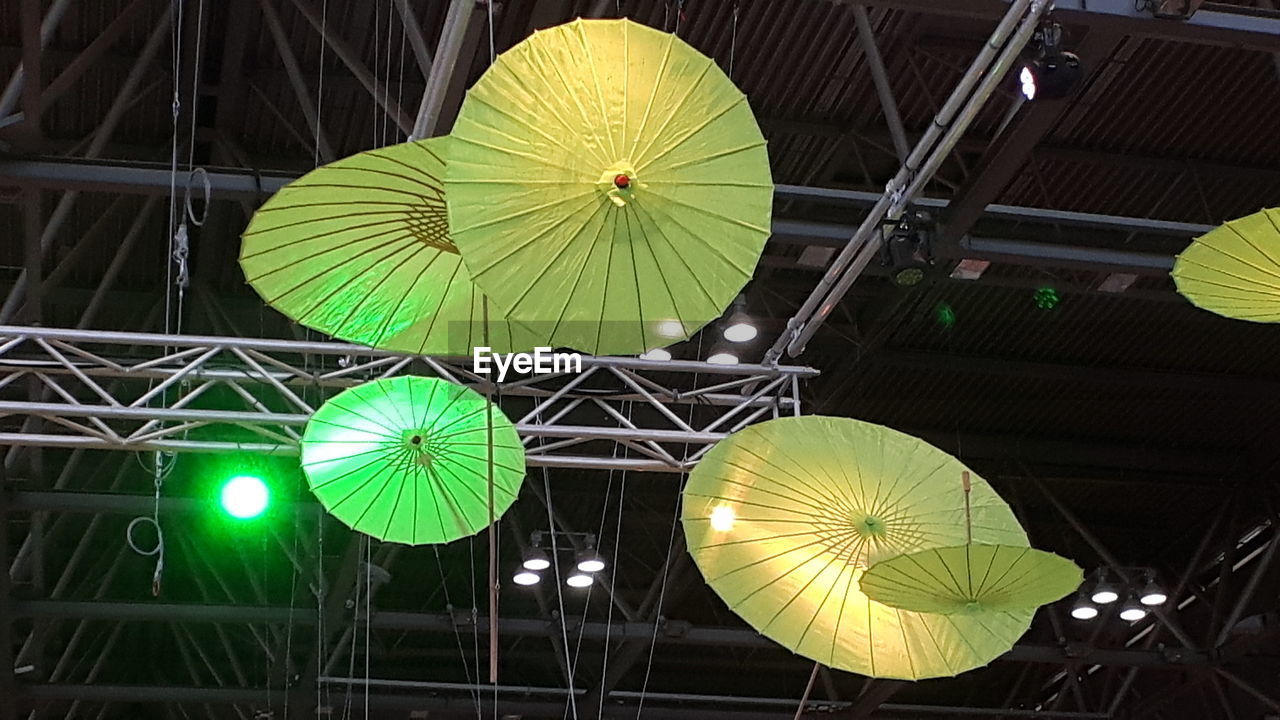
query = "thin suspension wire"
xmin=314 ymin=0 xmax=329 ymax=167
xmin=729 ymin=0 xmax=739 ymax=80
xmin=434 ymin=543 xmax=482 ymax=717
xmin=597 ymin=429 xmax=630 ymax=720
xmin=791 ymin=663 xmax=820 ymax=720
xmin=543 ymin=467 xmax=580 ymax=720
xmin=364 ymin=538 xmax=372 ymax=720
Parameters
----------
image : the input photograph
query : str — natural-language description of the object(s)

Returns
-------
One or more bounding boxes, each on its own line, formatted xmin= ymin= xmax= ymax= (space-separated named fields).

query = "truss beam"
xmin=0 ymin=326 xmax=812 ymax=472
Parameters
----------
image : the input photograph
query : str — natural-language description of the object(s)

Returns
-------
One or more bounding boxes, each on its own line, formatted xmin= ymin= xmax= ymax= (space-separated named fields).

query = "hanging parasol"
xmin=682 ymin=416 xmax=1033 ymax=680
xmin=240 ymin=137 xmax=544 ymax=355
xmin=445 ymin=18 xmax=773 ymax=355
xmin=301 ymin=376 xmax=525 ymax=544
xmin=859 ymin=472 xmax=1081 ymax=615
xmin=1171 ymin=207 xmax=1280 ymax=322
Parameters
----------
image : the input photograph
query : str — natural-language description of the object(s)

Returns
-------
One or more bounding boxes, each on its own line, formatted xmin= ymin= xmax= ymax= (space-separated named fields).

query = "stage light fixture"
xmin=522 ymin=548 xmax=551 ymax=571
xmin=1091 ymin=575 xmax=1119 ymax=605
xmin=220 ymin=475 xmax=269 ymax=519
xmin=576 ymin=549 xmax=606 ymax=573
xmin=640 ymin=348 xmax=672 ymax=361
xmin=1071 ymin=596 xmax=1099 ymax=620
xmin=513 ymin=570 xmax=541 ymax=586
xmin=1119 ymin=596 xmax=1148 ymax=622
xmin=1018 ymin=22 xmax=1082 ymax=102
xmin=566 ymin=571 xmax=593 ymax=588
xmin=881 ymin=212 xmax=933 ymax=288
xmin=1139 ymin=576 xmax=1168 ymax=606
xmin=707 ymin=351 xmax=738 ymax=365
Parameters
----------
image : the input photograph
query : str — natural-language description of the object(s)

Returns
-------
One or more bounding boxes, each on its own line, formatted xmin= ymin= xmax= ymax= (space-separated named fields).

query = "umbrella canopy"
xmin=682 ymin=416 xmax=1033 ymax=679
xmin=240 ymin=137 xmax=543 ymax=355
xmin=860 ymin=544 xmax=1082 ymax=615
xmin=446 ymin=18 xmax=773 ymax=355
xmin=1172 ymin=208 xmax=1280 ymax=322
xmin=301 ymin=376 xmax=525 ymax=545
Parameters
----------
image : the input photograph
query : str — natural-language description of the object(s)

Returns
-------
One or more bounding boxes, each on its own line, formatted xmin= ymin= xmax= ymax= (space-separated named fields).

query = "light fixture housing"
xmin=1139 ymin=579 xmax=1168 ymax=606
xmin=576 ymin=550 xmax=606 ymax=573
xmin=1070 ymin=596 xmax=1099 ymax=620
xmin=521 ymin=548 xmax=551 ymax=571
xmin=1090 ymin=575 xmax=1120 ymax=605
xmin=1018 ymin=23 xmax=1081 ymax=102
xmin=1119 ymin=596 xmax=1148 ymax=622
xmin=565 ymin=572 xmax=593 ymax=588
xmin=513 ymin=570 xmax=541 ymax=586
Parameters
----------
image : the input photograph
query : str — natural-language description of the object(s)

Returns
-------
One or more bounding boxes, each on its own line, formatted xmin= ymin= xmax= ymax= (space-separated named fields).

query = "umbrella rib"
xmin=914 ymin=613 xmax=959 ymax=676
xmin=628 ymin=202 xmax=727 ymax=308
xmin=685 ymin=486 xmax=841 ymax=520
xmin=544 ymin=205 xmax=616 ymax=351
xmin=692 ymin=473 xmax=848 ymax=518
xmin=756 ymin=530 xmax=864 ymax=636
xmin=306 ymin=416 xmax=400 ymax=442
xmin=528 ymin=34 xmax=611 ymax=166
xmin=1178 ymin=254 xmax=1280 ymax=291
xmin=325 ymin=244 xmax=446 ymax=345
xmin=378 ymin=452 xmax=415 ymax=542
xmin=364 ymin=147 xmax=447 ymax=188
xmin=455 ymin=191 xmax=601 ymax=272
xmin=829 ymin=537 xmax=867 ymax=667
xmin=708 ymin=532 xmax=848 ymax=583
xmin=372 ymin=377 xmax=415 ymax=437
xmin=895 ymin=607 xmax=918 ymax=679
xmin=575 ymin=20 xmax=619 ymax=160
xmin=626 ymin=202 xmax=695 ymax=348
xmin=625 ymin=29 xmax=676 ymax=162
xmin=622 ymin=206 xmax=647 ymax=353
xmin=1224 ymin=220 xmax=1280 ymax=272
xmin=461 ymin=93 xmax=594 ymax=164
xmin=629 ymin=55 xmax=715 ymax=163
xmin=634 ymin=96 xmax=752 ymax=175
xmin=306 ymin=444 xmax=401 ymax=492
xmin=792 ymin=532 xmax=866 ymax=651
xmin=639 ymin=186 xmax=771 ymax=235
xmin=715 ymin=451 xmax=856 ymax=518
xmin=361 ymin=247 xmax=455 ymax=347
xmin=260 ymin=181 xmax=434 ymax=202
xmin=258 ymin=234 xmax=419 ymax=314
xmin=241 ymin=217 xmax=416 ymax=264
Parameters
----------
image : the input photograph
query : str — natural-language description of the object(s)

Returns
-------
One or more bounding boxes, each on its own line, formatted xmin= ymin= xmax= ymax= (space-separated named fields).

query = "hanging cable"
xmin=729 ymin=0 xmax=738 ymax=79
xmin=542 ymin=466 xmax=580 ymax=720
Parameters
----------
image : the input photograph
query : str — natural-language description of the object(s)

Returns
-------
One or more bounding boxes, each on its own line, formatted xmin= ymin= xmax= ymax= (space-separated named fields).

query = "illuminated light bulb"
xmin=566 ymin=572 xmax=593 ymax=588
xmin=513 ymin=571 xmax=541 ymax=586
xmin=707 ymin=352 xmax=738 ymax=365
xmin=220 ymin=476 xmax=269 ymax=519
xmin=640 ymin=348 xmax=672 ymax=361
xmin=723 ymin=322 xmax=757 ymax=343
xmin=710 ymin=505 xmax=736 ymax=532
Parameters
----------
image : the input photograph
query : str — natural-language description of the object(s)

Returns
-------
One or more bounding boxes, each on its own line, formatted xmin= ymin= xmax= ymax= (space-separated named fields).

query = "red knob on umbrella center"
xmin=614 ymin=174 xmax=630 ymax=189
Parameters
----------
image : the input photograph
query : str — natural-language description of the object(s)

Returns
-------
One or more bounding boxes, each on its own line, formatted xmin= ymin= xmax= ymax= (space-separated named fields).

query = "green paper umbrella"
xmin=682 ymin=416 xmax=1032 ymax=680
xmin=1172 ymin=208 xmax=1280 ymax=322
xmin=446 ymin=18 xmax=773 ymax=355
xmin=301 ymin=376 xmax=524 ymax=544
xmin=860 ymin=545 xmax=1082 ymax=615
xmin=240 ymin=137 xmax=544 ymax=355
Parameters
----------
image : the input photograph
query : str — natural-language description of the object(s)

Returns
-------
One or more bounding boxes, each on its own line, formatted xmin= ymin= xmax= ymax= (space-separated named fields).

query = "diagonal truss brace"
xmin=0 ymin=326 xmax=816 ymax=472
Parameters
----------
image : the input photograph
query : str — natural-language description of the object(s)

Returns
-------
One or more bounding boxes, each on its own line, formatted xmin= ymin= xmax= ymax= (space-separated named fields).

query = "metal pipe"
xmin=0 ymin=0 xmax=73 ymax=117
xmin=257 ymin=0 xmax=335 ymax=163
xmin=783 ymin=0 xmax=1051 ymax=358
xmin=410 ymin=0 xmax=474 ymax=140
xmin=392 ymin=0 xmax=434 ymax=81
xmin=767 ymin=0 xmax=1040 ymax=361
xmin=0 ymin=6 xmax=173 ymax=323
xmin=851 ymin=7 xmax=909 ymax=163
xmin=1214 ymin=536 xmax=1278 ymax=647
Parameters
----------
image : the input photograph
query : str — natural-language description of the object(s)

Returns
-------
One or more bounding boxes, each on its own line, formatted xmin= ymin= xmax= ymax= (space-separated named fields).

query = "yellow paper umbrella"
xmin=240 ymin=137 xmax=544 ymax=355
xmin=860 ymin=472 xmax=1081 ymax=615
xmin=682 ymin=416 xmax=1033 ymax=680
xmin=1172 ymin=208 xmax=1280 ymax=322
xmin=861 ymin=545 xmax=1082 ymax=615
xmin=446 ymin=18 xmax=773 ymax=355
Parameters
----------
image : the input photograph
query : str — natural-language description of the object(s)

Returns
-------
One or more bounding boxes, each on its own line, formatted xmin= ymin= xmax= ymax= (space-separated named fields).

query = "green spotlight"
xmin=1033 ymin=286 xmax=1060 ymax=311
xmin=935 ymin=302 xmax=957 ymax=330
xmin=220 ymin=475 xmax=269 ymax=519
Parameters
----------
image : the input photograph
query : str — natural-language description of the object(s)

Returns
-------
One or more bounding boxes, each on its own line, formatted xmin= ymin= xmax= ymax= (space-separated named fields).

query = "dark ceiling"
xmin=2 ymin=0 xmax=1280 ymax=719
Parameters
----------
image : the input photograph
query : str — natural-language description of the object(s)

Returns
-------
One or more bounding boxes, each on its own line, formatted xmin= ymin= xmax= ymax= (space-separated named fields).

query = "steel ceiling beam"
xmin=832 ymin=0 xmax=1280 ymax=52
xmin=410 ymin=0 xmax=477 ymax=140
xmin=937 ymin=27 xmax=1130 ymax=251
xmin=7 ymin=600 xmax=1214 ymax=667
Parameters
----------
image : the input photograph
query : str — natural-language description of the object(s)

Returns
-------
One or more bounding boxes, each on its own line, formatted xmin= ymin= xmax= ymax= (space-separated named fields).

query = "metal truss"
xmin=0 ymin=325 xmax=816 ymax=472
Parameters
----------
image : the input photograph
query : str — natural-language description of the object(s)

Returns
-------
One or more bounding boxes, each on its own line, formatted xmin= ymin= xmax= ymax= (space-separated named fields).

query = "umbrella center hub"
xmin=403 ymin=431 xmax=436 ymax=467
xmin=853 ymin=515 xmax=886 ymax=538
xmin=598 ymin=163 xmax=639 ymax=207
xmin=404 ymin=202 xmax=459 ymax=254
